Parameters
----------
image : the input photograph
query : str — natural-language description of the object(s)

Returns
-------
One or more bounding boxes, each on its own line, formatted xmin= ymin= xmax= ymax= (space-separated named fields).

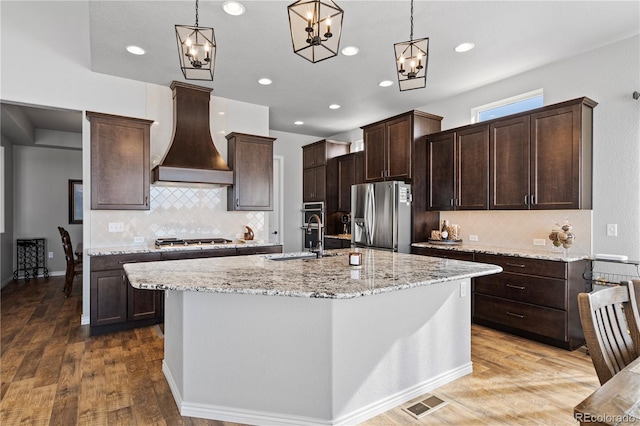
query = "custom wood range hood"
xmin=152 ymin=81 xmax=233 ymax=185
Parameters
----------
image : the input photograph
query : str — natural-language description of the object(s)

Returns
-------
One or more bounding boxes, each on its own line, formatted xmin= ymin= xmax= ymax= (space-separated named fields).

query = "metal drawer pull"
xmin=118 ymin=260 xmax=138 ymax=264
xmin=506 ymin=311 xmax=525 ymax=319
xmin=506 ymin=262 xmax=526 ymax=268
xmin=506 ymin=283 xmax=526 ymax=290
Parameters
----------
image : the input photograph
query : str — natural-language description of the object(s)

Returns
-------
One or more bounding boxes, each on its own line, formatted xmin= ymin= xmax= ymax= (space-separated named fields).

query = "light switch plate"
xmin=469 ymin=235 xmax=478 ymax=242
xmin=533 ymin=239 xmax=546 ymax=246
xmin=133 ymin=237 xmax=145 ymax=243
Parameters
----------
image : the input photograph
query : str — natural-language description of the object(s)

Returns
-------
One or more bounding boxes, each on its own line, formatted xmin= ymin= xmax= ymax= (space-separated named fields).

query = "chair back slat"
xmin=578 ymin=281 xmax=640 ymax=385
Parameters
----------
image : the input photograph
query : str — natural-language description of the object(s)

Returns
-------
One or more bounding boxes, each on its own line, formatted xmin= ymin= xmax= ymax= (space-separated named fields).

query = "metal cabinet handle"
xmin=450 ymin=198 xmax=454 ymax=206
xmin=531 ymin=195 xmax=536 ymax=205
xmin=524 ymin=195 xmax=529 ymax=205
xmin=506 ymin=311 xmax=525 ymax=319
xmin=236 ymin=198 xmax=239 ymax=208
xmin=506 ymin=262 xmax=526 ymax=268
xmin=145 ymin=196 xmax=149 ymax=206
xmin=119 ymin=260 xmax=138 ymax=264
xmin=506 ymin=283 xmax=526 ymax=290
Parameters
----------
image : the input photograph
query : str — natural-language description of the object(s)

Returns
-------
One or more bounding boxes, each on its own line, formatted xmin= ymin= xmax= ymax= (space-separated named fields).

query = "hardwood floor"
xmin=1 ymin=276 xmax=599 ymax=425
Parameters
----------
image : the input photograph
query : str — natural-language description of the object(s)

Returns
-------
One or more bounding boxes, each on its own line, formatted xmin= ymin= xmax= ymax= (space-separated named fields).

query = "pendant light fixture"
xmin=175 ymin=0 xmax=216 ymax=81
xmin=288 ymin=0 xmax=344 ymax=63
xmin=394 ymin=0 xmax=429 ymax=91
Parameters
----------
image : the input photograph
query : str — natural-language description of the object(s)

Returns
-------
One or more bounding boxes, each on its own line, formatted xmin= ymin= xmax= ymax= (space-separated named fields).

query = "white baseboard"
xmin=81 ymin=314 xmax=90 ymax=325
xmin=165 ymin=362 xmax=472 ymax=426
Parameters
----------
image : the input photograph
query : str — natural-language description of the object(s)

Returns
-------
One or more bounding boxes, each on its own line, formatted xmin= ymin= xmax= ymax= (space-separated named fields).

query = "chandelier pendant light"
xmin=175 ymin=0 xmax=216 ymax=81
xmin=288 ymin=0 xmax=344 ymax=63
xmin=394 ymin=0 xmax=429 ymax=91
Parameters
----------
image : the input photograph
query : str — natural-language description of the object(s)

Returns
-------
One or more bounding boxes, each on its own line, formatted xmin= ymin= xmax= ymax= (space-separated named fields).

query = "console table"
xmin=13 ymin=238 xmax=49 ymax=282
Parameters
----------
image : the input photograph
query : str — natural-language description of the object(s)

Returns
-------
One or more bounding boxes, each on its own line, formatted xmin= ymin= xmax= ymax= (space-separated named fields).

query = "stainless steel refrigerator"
xmin=351 ymin=181 xmax=412 ymax=253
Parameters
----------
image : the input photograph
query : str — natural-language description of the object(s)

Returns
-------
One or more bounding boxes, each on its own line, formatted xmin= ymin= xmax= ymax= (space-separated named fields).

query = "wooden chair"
xmin=58 ymin=226 xmax=82 ymax=297
xmin=578 ymin=281 xmax=640 ymax=385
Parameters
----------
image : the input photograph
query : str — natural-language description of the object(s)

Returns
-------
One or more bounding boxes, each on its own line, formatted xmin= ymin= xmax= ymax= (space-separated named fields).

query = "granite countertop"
xmin=87 ymin=241 xmax=279 ymax=256
xmin=325 ymin=234 xmax=352 ymax=240
xmin=123 ymin=248 xmax=502 ymax=299
xmin=411 ymin=242 xmax=590 ymax=262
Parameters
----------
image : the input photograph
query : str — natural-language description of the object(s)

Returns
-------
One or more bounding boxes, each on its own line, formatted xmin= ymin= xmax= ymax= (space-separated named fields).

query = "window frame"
xmin=471 ymin=89 xmax=543 ymax=124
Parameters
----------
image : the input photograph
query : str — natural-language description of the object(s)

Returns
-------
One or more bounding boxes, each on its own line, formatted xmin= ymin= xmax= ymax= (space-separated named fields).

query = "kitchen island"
xmin=124 ymin=248 xmax=502 ymax=425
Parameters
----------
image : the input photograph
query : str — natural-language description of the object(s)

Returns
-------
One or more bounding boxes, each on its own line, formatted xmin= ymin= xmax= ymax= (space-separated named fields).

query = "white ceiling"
xmin=2 ymin=1 xmax=639 ymax=142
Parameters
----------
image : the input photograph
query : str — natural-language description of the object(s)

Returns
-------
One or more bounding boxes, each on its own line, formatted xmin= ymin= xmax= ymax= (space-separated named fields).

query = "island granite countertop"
xmin=411 ymin=242 xmax=590 ymax=262
xmin=123 ymin=248 xmax=502 ymax=299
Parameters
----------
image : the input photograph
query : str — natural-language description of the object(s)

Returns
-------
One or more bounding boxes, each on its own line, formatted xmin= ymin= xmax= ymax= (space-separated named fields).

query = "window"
xmin=471 ymin=89 xmax=543 ymax=123
xmin=351 ymin=139 xmax=364 ymax=152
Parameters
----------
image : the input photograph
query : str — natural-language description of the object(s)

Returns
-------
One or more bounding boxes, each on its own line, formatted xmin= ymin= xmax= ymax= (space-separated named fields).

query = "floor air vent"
xmin=402 ymin=395 xmax=448 ymax=419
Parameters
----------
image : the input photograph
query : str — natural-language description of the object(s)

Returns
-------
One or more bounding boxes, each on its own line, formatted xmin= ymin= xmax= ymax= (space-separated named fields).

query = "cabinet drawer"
xmin=161 ymin=248 xmax=236 ymax=260
xmin=412 ymin=247 xmax=474 ymax=261
xmin=236 ymin=245 xmax=283 ymax=256
xmin=475 ymin=253 xmax=566 ymax=279
xmin=474 ymin=293 xmax=567 ymax=341
xmin=91 ymin=252 xmax=162 ymax=271
xmin=474 ymin=272 xmax=567 ymax=310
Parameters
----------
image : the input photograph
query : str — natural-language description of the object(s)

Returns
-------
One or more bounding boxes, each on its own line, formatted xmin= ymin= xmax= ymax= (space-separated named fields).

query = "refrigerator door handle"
xmin=367 ymin=184 xmax=375 ymax=245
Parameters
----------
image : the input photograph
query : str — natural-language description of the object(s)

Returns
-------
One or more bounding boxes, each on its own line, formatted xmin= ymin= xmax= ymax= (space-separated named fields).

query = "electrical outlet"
xmin=606 ymin=224 xmax=618 ymax=237
xmin=48 ymin=251 xmax=53 ymax=258
xmin=469 ymin=234 xmax=478 ymax=242
xmin=533 ymin=239 xmax=546 ymax=246
xmin=108 ymin=222 xmax=125 ymax=233
xmin=133 ymin=237 xmax=145 ymax=243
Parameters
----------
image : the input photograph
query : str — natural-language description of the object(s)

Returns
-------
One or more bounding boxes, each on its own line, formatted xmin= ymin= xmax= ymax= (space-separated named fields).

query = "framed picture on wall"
xmin=68 ymin=180 xmax=83 ymax=224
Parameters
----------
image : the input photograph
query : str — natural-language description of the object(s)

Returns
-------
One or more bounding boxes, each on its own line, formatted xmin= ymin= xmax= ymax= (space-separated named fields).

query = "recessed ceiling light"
xmin=258 ymin=78 xmax=272 ymax=85
xmin=341 ymin=46 xmax=359 ymax=56
xmin=222 ymin=1 xmax=245 ymax=16
xmin=329 ymin=104 xmax=341 ymax=109
xmin=294 ymin=121 xmax=304 ymax=125
xmin=126 ymin=45 xmax=145 ymax=55
xmin=454 ymin=42 xmax=475 ymax=53
xmin=378 ymin=80 xmax=394 ymax=87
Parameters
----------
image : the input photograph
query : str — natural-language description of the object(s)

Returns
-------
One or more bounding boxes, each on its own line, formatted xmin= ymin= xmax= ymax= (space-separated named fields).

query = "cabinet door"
xmin=530 ymin=104 xmax=581 ymax=209
xmin=90 ymin=270 xmax=127 ymax=326
xmin=127 ymin=285 xmax=163 ymax=321
xmin=456 ymin=126 xmax=489 ymax=210
xmin=228 ymin=135 xmax=274 ymax=211
xmin=427 ymin=132 xmax=456 ymax=211
xmin=337 ymin=154 xmax=356 ymax=212
xmin=364 ymin=123 xmax=386 ymax=182
xmin=385 ymin=115 xmax=412 ymax=181
xmin=303 ymin=166 xmax=325 ymax=201
xmin=490 ymin=116 xmax=531 ymax=209
xmin=88 ymin=112 xmax=151 ymax=210
xmin=303 ymin=143 xmax=326 ymax=168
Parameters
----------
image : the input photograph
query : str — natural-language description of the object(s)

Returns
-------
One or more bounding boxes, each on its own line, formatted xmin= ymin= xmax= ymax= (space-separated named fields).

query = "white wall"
xmin=270 ymin=130 xmax=321 ymax=252
xmin=418 ymin=35 xmax=640 ymax=260
xmin=0 ymin=138 xmax=14 ymax=286
xmin=12 ymin=145 xmax=83 ymax=276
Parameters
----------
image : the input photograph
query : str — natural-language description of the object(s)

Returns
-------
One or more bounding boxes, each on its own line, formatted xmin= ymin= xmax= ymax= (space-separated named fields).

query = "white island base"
xmin=162 ymin=278 xmax=472 ymax=426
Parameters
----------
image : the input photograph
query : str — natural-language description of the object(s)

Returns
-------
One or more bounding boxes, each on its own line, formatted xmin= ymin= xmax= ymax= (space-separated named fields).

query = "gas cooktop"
xmin=155 ymin=237 xmax=233 ymax=248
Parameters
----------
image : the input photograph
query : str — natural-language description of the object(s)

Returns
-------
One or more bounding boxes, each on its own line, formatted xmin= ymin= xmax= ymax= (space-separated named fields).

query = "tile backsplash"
xmin=91 ymin=186 xmax=266 ymax=247
xmin=439 ymin=210 xmax=592 ymax=254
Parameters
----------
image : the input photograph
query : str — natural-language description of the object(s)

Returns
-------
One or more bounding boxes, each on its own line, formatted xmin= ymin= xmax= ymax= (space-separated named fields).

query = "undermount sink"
xmin=264 ymin=251 xmax=343 ymax=261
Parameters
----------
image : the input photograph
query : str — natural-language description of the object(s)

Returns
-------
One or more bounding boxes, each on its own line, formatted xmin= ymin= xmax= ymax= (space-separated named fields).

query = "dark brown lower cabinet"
xmin=473 ymin=253 xmax=588 ymax=350
xmin=90 ymin=245 xmax=282 ymax=335
xmin=324 ymin=238 xmax=351 ymax=250
xmin=411 ymin=246 xmax=588 ymax=350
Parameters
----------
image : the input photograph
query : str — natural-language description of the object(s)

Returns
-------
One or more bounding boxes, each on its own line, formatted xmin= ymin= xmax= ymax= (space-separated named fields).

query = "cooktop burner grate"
xmin=155 ymin=237 xmax=233 ymax=248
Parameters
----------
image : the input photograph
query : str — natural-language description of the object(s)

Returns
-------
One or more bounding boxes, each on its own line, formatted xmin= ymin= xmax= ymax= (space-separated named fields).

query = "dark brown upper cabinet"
xmin=489 ymin=97 xmax=596 ymax=210
xmin=87 ymin=111 xmax=153 ymax=210
xmin=336 ymin=151 xmax=365 ymax=212
xmin=302 ymin=140 xmax=350 ymax=203
xmin=427 ymin=126 xmax=489 ymax=211
xmin=226 ymin=132 xmax=277 ymax=211
xmin=490 ymin=115 xmax=531 ymax=209
xmin=363 ymin=111 xmax=444 ymax=184
xmin=363 ymin=115 xmax=412 ymax=182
